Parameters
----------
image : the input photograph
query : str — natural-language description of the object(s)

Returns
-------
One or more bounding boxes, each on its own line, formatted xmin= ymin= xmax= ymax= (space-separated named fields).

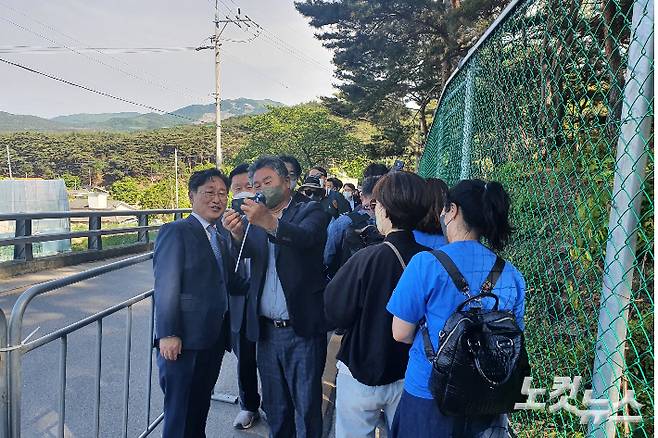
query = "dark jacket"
xmin=325 ymin=230 xmax=429 ymax=386
xmin=153 ymin=215 xmax=247 ymax=351
xmin=292 ymin=189 xmax=310 ymax=204
xmin=237 ymin=198 xmax=330 ymax=342
xmin=320 ymin=190 xmax=352 ymax=219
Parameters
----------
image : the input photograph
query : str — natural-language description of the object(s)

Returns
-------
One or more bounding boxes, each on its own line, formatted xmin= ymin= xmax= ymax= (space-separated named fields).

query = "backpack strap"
xmin=421 ymin=323 xmax=436 ymax=360
xmin=430 ymin=250 xmax=470 ymax=297
xmin=422 ymin=251 xmax=507 ymax=362
xmin=383 ymin=241 xmax=407 ymax=270
xmin=481 ymin=256 xmax=506 ymax=293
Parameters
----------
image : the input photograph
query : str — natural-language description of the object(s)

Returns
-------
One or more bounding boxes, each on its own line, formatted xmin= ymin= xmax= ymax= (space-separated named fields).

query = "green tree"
xmin=234 ymin=104 xmax=362 ymax=170
xmin=110 ymin=176 xmax=143 ymax=206
xmin=60 ymin=172 xmax=81 ymax=190
xmin=296 ymin=0 xmax=507 ymax=158
xmin=140 ymin=179 xmax=175 ymax=210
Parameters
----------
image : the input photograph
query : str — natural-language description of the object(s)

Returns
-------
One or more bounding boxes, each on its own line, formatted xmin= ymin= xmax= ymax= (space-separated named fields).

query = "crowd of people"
xmin=152 ymin=154 xmax=527 ymax=438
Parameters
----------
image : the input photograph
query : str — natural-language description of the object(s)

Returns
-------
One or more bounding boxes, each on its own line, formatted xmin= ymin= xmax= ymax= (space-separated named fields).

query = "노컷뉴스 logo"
xmin=514 ymin=376 xmax=642 ymax=425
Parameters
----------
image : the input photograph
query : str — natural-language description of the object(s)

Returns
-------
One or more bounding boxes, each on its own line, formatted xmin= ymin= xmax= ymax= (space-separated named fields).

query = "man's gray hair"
xmin=248 ymin=155 xmax=289 ymax=182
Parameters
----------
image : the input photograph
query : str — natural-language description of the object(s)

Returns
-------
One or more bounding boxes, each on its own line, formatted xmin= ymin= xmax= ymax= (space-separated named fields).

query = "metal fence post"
xmin=88 ymin=215 xmax=102 ymax=251
xmin=137 ymin=214 xmax=149 ymax=243
xmin=459 ymin=59 xmax=477 ymax=180
xmin=588 ymin=0 xmax=654 ymax=436
xmin=13 ymin=219 xmax=33 ymax=262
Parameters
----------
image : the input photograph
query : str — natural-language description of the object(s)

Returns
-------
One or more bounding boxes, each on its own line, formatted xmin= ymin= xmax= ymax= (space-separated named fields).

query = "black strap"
xmin=430 ymin=250 xmax=506 ymax=296
xmin=481 ymin=256 xmax=505 ymax=293
xmin=422 ymin=251 xmax=507 ymax=362
xmin=421 ymin=323 xmax=435 ymax=359
xmin=430 ymin=250 xmax=470 ymax=296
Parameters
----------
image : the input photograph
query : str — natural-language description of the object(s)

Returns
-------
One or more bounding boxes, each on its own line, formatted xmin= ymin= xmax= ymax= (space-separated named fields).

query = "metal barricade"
xmin=3 ymin=252 xmax=161 ymax=438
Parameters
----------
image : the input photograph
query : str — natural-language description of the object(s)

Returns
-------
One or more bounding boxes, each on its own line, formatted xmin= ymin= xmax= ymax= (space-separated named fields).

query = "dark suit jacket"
xmin=233 ymin=199 xmax=329 ymax=342
xmin=153 ymin=215 xmax=247 ymax=351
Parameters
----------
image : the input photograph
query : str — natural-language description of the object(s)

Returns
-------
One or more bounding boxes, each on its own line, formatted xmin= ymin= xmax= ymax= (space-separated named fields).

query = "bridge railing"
xmin=0 ymin=252 xmax=160 ymax=438
xmin=0 ymin=209 xmax=191 ymax=263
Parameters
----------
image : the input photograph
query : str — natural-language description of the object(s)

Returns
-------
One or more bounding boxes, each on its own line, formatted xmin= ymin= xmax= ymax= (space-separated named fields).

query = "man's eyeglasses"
xmin=201 ymin=191 xmax=228 ymax=200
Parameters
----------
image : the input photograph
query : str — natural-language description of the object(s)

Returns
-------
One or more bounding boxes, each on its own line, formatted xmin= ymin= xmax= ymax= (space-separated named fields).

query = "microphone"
xmin=234 ymin=192 xmax=266 ymax=272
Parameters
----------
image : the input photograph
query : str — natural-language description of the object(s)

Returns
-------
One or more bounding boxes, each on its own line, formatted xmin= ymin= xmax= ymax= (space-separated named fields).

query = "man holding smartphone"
xmin=223 ymin=156 xmax=329 ymax=438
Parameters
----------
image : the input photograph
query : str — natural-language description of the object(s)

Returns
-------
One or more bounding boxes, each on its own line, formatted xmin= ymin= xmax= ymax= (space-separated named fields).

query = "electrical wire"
xmin=0 ymin=56 xmax=199 ymax=123
xmin=0 ymin=4 xmax=211 ymax=101
xmin=209 ymin=0 xmax=333 ymax=74
xmin=0 ymin=45 xmax=206 ymax=54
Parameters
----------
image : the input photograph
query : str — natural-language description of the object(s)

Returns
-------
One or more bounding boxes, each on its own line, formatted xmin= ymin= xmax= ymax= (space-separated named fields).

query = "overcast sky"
xmin=0 ymin=0 xmax=336 ymax=118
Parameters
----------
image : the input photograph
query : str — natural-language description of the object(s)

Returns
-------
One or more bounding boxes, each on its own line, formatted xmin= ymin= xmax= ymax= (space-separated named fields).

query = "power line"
xmin=210 ymin=0 xmax=333 ymax=74
xmin=219 ymin=48 xmax=290 ymax=89
xmin=0 ymin=56 xmax=199 ymax=123
xmin=0 ymin=45 xmax=207 ymax=54
xmin=0 ymin=6 xmax=211 ymax=102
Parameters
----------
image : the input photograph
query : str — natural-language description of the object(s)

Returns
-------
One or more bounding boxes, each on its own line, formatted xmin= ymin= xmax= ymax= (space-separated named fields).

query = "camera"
xmin=231 ymin=192 xmax=266 ymax=212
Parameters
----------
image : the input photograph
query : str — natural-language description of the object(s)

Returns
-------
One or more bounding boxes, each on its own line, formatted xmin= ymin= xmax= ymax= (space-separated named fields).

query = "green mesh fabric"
xmin=418 ymin=1 xmax=653 ymax=436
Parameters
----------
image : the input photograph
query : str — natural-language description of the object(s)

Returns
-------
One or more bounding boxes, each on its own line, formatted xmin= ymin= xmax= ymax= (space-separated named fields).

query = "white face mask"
xmin=343 ymin=191 xmax=353 ymax=201
xmin=375 ymin=202 xmax=391 ymax=235
xmin=233 ymin=191 xmax=254 ymax=199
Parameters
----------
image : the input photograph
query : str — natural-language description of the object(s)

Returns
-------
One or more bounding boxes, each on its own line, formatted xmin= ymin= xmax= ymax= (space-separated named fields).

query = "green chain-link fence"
xmin=418 ymin=0 xmax=653 ymax=436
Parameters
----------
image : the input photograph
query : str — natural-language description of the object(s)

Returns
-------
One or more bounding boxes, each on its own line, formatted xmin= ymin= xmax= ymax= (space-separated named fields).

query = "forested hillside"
xmin=1 ymin=103 xmax=393 ymax=209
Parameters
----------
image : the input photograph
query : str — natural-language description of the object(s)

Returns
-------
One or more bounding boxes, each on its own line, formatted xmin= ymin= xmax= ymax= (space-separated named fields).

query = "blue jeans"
xmin=257 ymin=323 xmax=327 ymax=438
xmin=390 ymin=390 xmax=508 ymax=438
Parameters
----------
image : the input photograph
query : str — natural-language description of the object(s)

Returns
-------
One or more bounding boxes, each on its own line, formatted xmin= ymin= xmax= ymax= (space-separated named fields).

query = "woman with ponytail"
xmin=386 ymin=179 xmax=526 ymax=437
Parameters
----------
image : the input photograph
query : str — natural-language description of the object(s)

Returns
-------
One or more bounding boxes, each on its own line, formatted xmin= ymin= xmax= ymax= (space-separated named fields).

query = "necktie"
xmin=207 ymin=224 xmax=226 ymax=283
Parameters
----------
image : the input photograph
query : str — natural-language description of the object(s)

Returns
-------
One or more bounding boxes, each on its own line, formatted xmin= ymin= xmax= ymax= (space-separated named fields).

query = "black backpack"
xmin=421 ymin=250 xmax=530 ymax=416
xmin=328 ymin=211 xmax=384 ymax=276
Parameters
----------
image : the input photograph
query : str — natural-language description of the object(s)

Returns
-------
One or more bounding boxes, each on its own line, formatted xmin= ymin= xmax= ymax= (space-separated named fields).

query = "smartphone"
xmin=231 ymin=192 xmax=267 ymax=213
xmin=391 ymin=160 xmax=405 ymax=172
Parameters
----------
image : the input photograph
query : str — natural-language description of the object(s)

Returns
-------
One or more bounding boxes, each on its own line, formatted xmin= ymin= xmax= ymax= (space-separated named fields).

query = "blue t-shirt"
xmin=412 ymin=230 xmax=447 ymax=250
xmin=386 ymin=240 xmax=526 ymax=399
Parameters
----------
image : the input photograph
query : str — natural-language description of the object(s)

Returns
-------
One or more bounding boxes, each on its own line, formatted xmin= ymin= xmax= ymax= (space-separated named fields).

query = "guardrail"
xmin=0 ymin=209 xmax=191 ymax=262
xmin=2 ymin=252 xmax=160 ymax=438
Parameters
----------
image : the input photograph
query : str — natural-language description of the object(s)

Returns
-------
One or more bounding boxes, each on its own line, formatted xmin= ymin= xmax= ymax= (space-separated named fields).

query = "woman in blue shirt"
xmin=387 ymin=179 xmax=526 ymax=438
xmin=412 ymin=178 xmax=449 ymax=250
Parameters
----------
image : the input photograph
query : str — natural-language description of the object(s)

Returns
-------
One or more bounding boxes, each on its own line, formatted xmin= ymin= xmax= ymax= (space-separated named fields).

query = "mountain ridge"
xmin=0 ymin=98 xmax=284 ymax=132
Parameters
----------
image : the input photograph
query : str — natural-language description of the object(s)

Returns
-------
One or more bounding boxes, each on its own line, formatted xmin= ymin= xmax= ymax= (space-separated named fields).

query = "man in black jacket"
xmin=223 ymin=156 xmax=329 ymax=438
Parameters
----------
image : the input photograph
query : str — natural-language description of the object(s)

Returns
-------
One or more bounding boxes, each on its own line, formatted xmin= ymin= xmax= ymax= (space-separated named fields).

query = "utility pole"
xmin=197 ymin=4 xmax=251 ymax=168
xmin=5 ymin=144 xmax=12 ymax=179
xmin=214 ymin=1 xmax=223 ymax=168
xmin=174 ymin=147 xmax=179 ymax=208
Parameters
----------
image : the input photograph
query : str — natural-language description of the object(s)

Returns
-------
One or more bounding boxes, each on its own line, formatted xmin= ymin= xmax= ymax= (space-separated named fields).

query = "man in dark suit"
xmin=223 ymin=156 xmax=329 ymax=438
xmin=153 ymin=168 xmax=247 ymax=438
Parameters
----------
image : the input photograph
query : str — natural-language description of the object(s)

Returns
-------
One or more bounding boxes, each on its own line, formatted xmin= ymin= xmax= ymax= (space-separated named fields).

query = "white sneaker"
xmin=233 ymin=410 xmax=260 ymax=430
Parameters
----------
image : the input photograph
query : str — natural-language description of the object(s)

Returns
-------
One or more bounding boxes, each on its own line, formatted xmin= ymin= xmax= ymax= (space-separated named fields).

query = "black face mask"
xmin=303 ymin=190 xmax=323 ymax=202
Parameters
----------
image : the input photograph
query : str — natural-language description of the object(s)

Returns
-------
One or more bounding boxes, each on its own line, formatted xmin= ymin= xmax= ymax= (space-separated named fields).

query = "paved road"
xmin=0 ymin=256 xmax=271 ymax=438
